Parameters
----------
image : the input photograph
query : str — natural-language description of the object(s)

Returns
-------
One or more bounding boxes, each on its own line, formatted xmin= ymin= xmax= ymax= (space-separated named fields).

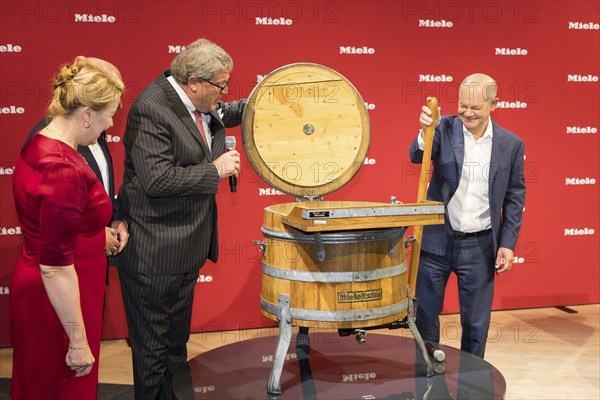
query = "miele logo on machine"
xmin=342 ymin=372 xmax=377 ymax=382
xmin=496 ymin=101 xmax=527 ymax=109
xmin=565 ymin=177 xmax=596 ymax=185
xmin=0 ymin=226 xmax=22 ymax=236
xmin=261 ymin=353 xmax=297 ymax=363
xmin=0 ymin=44 xmax=21 ymax=52
xmin=564 ymin=228 xmax=595 ymax=236
xmin=419 ymin=19 xmax=453 ymax=27
xmin=419 ymin=74 xmax=453 ymax=82
xmin=168 ymin=45 xmax=186 ymax=54
xmin=74 ymin=13 xmax=116 ymax=23
xmin=258 ymin=188 xmax=286 ymax=196
xmin=495 ymin=47 xmax=528 ymax=56
xmin=339 ymin=46 xmax=375 ymax=55
xmin=566 ymin=126 xmax=597 ymax=134
xmin=567 ymin=74 xmax=599 ymax=82
xmin=0 ymin=287 xmax=9 ymax=295
xmin=568 ymin=21 xmax=599 ymax=30
xmin=255 ymin=17 xmax=293 ymax=26
xmin=0 ymin=105 xmax=25 ymax=114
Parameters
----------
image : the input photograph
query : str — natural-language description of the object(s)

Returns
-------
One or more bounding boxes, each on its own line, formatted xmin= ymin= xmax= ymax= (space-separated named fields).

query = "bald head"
xmin=456 ymin=73 xmax=499 ymax=138
xmin=460 ymin=73 xmax=498 ymax=104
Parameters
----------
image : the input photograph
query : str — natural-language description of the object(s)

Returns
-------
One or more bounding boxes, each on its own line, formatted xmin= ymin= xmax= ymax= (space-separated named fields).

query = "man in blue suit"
xmin=409 ymin=73 xmax=526 ymax=358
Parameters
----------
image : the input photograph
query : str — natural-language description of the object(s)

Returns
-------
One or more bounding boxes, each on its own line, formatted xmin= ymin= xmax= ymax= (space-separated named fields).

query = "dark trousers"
xmin=118 ymin=268 xmax=198 ymax=400
xmin=415 ymin=230 xmax=495 ymax=358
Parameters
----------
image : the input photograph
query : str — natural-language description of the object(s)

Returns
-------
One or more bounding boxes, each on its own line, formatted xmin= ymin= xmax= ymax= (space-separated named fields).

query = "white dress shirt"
xmin=166 ymin=75 xmax=212 ymax=149
xmin=418 ymin=117 xmax=494 ymax=232
xmin=88 ymin=142 xmax=110 ymax=194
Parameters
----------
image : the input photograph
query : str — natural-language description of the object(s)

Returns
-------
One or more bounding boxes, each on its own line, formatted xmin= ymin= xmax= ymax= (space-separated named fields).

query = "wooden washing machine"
xmin=241 ymin=63 xmax=445 ymax=395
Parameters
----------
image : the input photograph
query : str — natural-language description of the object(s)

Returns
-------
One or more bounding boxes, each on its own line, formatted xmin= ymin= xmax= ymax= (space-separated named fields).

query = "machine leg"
xmin=267 ymin=294 xmax=293 ymax=395
xmin=296 ymin=327 xmax=317 ymax=399
xmin=406 ymin=286 xmax=436 ymax=377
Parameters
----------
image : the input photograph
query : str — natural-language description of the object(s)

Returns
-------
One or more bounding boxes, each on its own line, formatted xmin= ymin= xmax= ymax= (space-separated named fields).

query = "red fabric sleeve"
xmin=38 ymin=162 xmax=89 ymax=266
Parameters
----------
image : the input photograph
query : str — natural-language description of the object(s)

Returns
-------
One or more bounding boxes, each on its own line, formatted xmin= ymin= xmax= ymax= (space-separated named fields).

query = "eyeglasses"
xmin=196 ymin=77 xmax=229 ymax=93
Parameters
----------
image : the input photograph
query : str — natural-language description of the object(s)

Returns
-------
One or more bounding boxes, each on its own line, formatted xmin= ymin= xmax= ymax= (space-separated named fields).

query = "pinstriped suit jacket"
xmin=115 ymin=70 xmax=246 ymax=274
xmin=409 ymin=116 xmax=526 ymax=256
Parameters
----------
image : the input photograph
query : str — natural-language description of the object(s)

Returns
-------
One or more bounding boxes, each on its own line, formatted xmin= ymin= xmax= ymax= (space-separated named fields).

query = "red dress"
xmin=10 ymin=134 xmax=112 ymax=399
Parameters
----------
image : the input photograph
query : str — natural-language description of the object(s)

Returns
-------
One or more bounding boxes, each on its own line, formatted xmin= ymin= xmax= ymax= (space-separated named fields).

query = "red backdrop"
xmin=1 ymin=0 xmax=598 ymax=347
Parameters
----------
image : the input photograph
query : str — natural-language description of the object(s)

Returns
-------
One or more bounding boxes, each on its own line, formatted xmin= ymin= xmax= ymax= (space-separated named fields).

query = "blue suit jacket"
xmin=409 ymin=116 xmax=526 ymax=256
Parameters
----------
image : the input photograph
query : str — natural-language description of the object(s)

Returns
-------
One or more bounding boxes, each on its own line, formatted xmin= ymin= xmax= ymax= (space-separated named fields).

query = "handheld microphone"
xmin=225 ymin=136 xmax=237 ymax=193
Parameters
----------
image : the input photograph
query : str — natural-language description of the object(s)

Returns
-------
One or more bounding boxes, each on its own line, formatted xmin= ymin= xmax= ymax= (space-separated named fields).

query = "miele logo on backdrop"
xmin=0 ymin=105 xmax=25 ymax=114
xmin=168 ymin=45 xmax=186 ymax=53
xmin=255 ymin=17 xmax=293 ymax=25
xmin=564 ymin=228 xmax=595 ymax=236
xmin=566 ymin=126 xmax=597 ymax=134
xmin=196 ymin=275 xmax=213 ymax=283
xmin=565 ymin=177 xmax=596 ymax=185
xmin=0 ymin=287 xmax=9 ymax=295
xmin=339 ymin=46 xmax=375 ymax=55
xmin=258 ymin=188 xmax=286 ymax=196
xmin=0 ymin=166 xmax=16 ymax=175
xmin=0 ymin=226 xmax=22 ymax=235
xmin=419 ymin=75 xmax=453 ymax=82
xmin=567 ymin=74 xmax=599 ymax=82
xmin=496 ymin=101 xmax=527 ymax=109
xmin=0 ymin=44 xmax=21 ymax=52
xmin=364 ymin=102 xmax=376 ymax=110
xmin=419 ymin=19 xmax=453 ymax=27
xmin=74 ymin=13 xmax=116 ymax=22
xmin=568 ymin=21 xmax=599 ymax=30
xmin=495 ymin=48 xmax=528 ymax=55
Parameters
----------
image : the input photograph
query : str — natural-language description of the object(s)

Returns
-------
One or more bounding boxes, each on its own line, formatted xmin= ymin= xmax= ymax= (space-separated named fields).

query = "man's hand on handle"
xmin=419 ymin=97 xmax=442 ymax=140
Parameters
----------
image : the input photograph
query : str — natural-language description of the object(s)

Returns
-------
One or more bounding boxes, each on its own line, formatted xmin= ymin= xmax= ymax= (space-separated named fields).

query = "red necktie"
xmin=194 ymin=110 xmax=209 ymax=148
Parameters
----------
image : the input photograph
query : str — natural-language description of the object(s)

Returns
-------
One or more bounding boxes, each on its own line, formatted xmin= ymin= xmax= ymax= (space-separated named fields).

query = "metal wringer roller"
xmin=242 ymin=63 xmax=445 ymax=396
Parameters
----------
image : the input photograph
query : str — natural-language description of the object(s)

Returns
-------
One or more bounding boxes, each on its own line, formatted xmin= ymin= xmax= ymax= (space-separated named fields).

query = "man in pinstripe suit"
xmin=409 ymin=73 xmax=526 ymax=358
xmin=114 ymin=39 xmax=245 ymax=399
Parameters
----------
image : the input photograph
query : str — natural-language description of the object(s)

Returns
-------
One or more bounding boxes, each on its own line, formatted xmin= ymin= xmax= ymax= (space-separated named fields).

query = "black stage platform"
xmin=173 ymin=332 xmax=505 ymax=399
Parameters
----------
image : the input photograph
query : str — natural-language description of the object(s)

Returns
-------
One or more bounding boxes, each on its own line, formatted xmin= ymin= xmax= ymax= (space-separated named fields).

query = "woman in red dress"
xmin=10 ymin=56 xmax=124 ymax=399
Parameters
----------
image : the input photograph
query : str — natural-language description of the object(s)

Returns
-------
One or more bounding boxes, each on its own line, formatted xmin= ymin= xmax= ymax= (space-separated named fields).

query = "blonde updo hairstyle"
xmin=48 ymin=56 xmax=124 ymax=118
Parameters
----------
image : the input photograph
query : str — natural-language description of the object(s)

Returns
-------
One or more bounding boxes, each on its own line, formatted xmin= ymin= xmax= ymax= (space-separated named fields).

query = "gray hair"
xmin=171 ymin=38 xmax=233 ymax=84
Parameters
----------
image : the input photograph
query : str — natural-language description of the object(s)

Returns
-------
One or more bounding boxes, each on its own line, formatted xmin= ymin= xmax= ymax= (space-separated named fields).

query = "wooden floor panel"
xmin=1 ymin=304 xmax=598 ymax=399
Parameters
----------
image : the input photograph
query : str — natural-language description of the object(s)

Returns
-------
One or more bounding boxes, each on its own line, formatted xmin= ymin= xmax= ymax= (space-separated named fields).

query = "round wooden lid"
xmin=242 ymin=63 xmax=370 ymax=197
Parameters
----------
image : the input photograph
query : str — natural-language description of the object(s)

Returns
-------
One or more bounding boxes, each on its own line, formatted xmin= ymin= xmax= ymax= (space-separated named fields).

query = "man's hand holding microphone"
xmin=213 ymin=136 xmax=240 ymax=192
